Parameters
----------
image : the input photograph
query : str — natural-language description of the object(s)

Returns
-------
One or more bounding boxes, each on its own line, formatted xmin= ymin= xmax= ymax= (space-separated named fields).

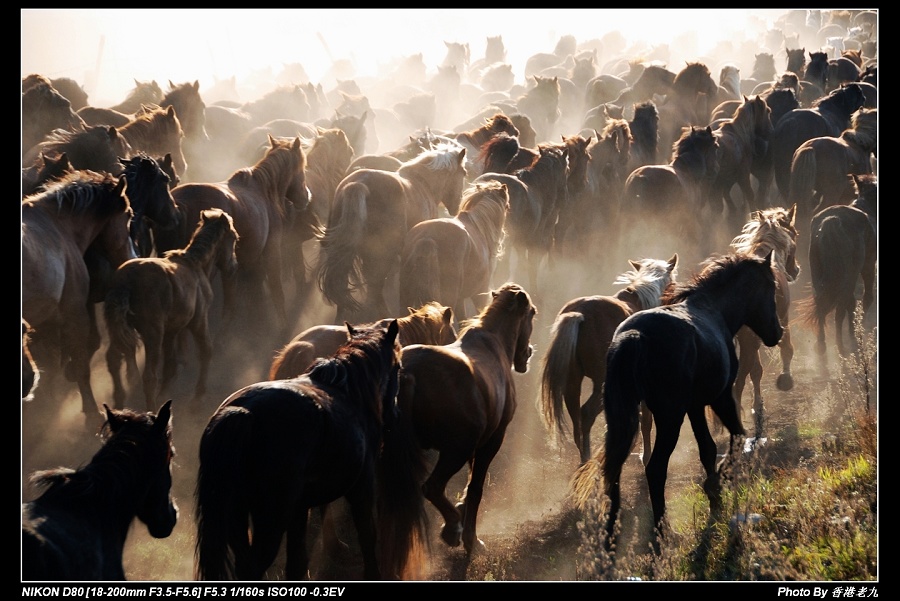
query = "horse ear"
xmin=344 ymin=322 xmax=356 ymax=337
xmin=443 ymin=307 xmax=453 ymax=324
xmin=166 ymin=105 xmax=176 ymax=117
xmin=154 ymin=400 xmax=173 ymax=432
xmin=386 ymin=319 xmax=400 ymax=343
xmin=407 ymin=307 xmax=416 ymax=315
xmin=268 ymin=133 xmax=276 ymax=147
xmin=193 ymin=80 xmax=200 ymax=91
xmin=668 ymin=254 xmax=678 ymax=270
xmin=764 ymin=249 xmax=775 ymax=268
xmin=458 ymin=147 xmax=466 ymax=163
xmin=788 ymin=204 xmax=797 ymax=227
xmin=103 ymin=404 xmax=122 ymax=432
xmin=629 ymin=259 xmax=642 ymax=271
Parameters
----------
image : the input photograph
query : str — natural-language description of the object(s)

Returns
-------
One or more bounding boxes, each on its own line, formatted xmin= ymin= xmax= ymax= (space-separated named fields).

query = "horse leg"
xmin=835 ymin=299 xmax=852 ymax=357
xmin=189 ymin=317 xmax=212 ymax=404
xmin=776 ymin=324 xmax=795 ymax=391
xmin=345 ymin=479 xmax=381 ymax=579
xmin=644 ymin=419 xmax=682 ymax=549
xmin=578 ymin=379 xmax=604 ymax=465
xmin=264 ymin=249 xmax=289 ymax=336
xmin=639 ymin=402 xmax=653 ymax=467
xmin=284 ymin=508 xmax=311 ymax=581
xmin=460 ymin=427 xmax=507 ymax=556
xmin=687 ymin=405 xmax=723 ymax=515
xmin=561 ymin=374 xmax=585 ymax=462
xmin=61 ymin=311 xmax=100 ymax=418
xmin=141 ymin=327 xmax=165 ymax=413
xmin=105 ymin=338 xmax=128 ymax=410
xmin=423 ymin=451 xmax=469 ymax=548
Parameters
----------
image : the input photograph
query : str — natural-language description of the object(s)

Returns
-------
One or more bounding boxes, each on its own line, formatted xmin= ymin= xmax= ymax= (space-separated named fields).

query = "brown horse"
xmin=398 ymin=282 xmax=537 ymax=556
xmin=316 ymin=142 xmax=468 ymax=323
xmin=22 ymin=152 xmax=73 ymax=198
xmin=22 ymin=80 xmax=86 ymax=155
xmin=398 ymin=181 xmax=510 ymax=321
xmin=22 ymin=171 xmax=134 ymax=419
xmin=104 ymin=209 xmax=239 ymax=411
xmin=800 ymin=174 xmax=877 ymax=364
xmin=22 ymin=125 xmax=133 ymax=175
xmin=116 ymin=105 xmax=188 ymax=179
xmin=474 ymin=143 xmax=569 ymax=293
xmin=789 ymin=107 xmax=877 ymax=223
xmin=539 ymin=255 xmax=678 ymax=464
xmin=453 ymin=113 xmax=520 ymax=178
xmin=157 ymin=135 xmax=309 ymax=335
xmin=656 ymin=62 xmax=719 ymax=158
xmin=730 ymin=206 xmax=801 ymax=434
xmin=268 ymin=301 xmax=458 ymax=380
xmin=709 ymin=94 xmax=774 ymax=230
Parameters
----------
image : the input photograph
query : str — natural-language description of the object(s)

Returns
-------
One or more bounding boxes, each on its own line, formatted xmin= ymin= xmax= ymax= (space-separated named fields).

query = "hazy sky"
xmin=21 ymin=9 xmax=789 ymax=106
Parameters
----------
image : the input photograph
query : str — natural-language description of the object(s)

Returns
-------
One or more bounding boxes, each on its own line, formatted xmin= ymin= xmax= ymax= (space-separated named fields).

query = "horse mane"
xmin=388 ymin=301 xmax=455 ymax=346
xmin=163 ymin=208 xmax=237 ymax=265
xmin=720 ymin=95 xmax=767 ymax=146
xmin=671 ymin=126 xmax=716 ymax=169
xmin=25 ymin=169 xmax=128 ymax=217
xmin=664 ymin=254 xmax=762 ymax=304
xmin=842 ymin=107 xmax=877 ymax=150
xmin=613 ymin=257 xmax=678 ymax=310
xmin=229 ymin=136 xmax=306 ymax=215
xmin=730 ymin=209 xmax=796 ymax=275
xmin=306 ymin=324 xmax=397 ymax=407
xmin=479 ymin=133 xmax=529 ymax=173
xmin=459 ymin=282 xmax=533 ymax=333
xmin=400 ymin=141 xmax=464 ymax=172
xmin=118 ymin=105 xmax=183 ymax=149
xmin=672 ymin=62 xmax=713 ymax=93
xmin=457 ymin=181 xmax=509 ymax=256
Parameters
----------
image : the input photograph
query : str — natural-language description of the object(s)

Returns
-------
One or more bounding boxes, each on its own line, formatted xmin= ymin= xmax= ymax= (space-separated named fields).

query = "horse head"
xmin=492 ymin=283 xmax=537 ymax=374
xmin=748 ymin=251 xmax=784 ymax=348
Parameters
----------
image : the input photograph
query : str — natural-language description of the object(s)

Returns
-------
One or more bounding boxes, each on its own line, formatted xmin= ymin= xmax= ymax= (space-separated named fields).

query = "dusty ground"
xmin=21 ymin=249 xmax=868 ymax=582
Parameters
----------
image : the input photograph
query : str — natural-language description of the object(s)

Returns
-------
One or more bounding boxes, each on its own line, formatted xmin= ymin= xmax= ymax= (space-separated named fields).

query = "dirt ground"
xmin=21 ymin=247 xmax=870 ymax=582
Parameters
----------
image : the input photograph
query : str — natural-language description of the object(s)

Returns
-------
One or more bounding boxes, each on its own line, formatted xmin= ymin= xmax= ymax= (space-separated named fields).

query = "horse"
xmin=572 ymin=253 xmax=783 ymax=553
xmin=398 ymin=181 xmax=510 ymax=321
xmin=269 ymin=301 xmax=458 ymax=380
xmin=156 ymin=135 xmax=309 ymax=335
xmin=195 ymin=320 xmax=428 ymax=580
xmin=788 ymin=107 xmax=877 ymax=225
xmin=539 ymin=255 xmax=678 ymax=465
xmin=104 ymin=209 xmax=239 ymax=411
xmin=397 ymin=282 xmax=537 ymax=556
xmin=709 ymin=95 xmax=774 ymax=230
xmin=21 ymin=152 xmax=73 ymax=198
xmin=800 ymin=174 xmax=877 ymax=363
xmin=21 ymin=80 xmax=86 ymax=155
xmin=618 ymin=126 xmax=720 ymax=266
xmin=22 ymin=171 xmax=135 ymax=419
xmin=656 ymin=62 xmax=720 ymax=158
xmin=23 ymin=319 xmax=40 ymax=402
xmin=771 ymin=83 xmax=866 ymax=201
xmin=116 ymin=105 xmax=188 ymax=180
xmin=22 ymin=125 xmax=133 ymax=175
xmin=514 ymin=75 xmax=561 ymax=142
xmin=474 ymin=143 xmax=569 ymax=294
xmin=162 ymin=80 xmax=208 ymax=181
xmin=730 ymin=206 xmax=801 ymax=433
xmin=111 ymin=79 xmax=164 ymax=114
xmin=452 ymin=113 xmax=520 ymax=178
xmin=22 ymin=400 xmax=177 ymax=581
xmin=558 ymin=118 xmax=632 ymax=259
xmin=117 ymin=154 xmax=181 ymax=258
xmin=316 ymin=142 xmax=468 ymax=323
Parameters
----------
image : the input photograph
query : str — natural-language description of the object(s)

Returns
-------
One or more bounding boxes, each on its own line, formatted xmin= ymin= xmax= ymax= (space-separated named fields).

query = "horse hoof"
xmin=440 ymin=522 xmax=463 ymax=547
xmin=776 ymin=373 xmax=794 ymax=391
xmin=465 ymin=537 xmax=486 ymax=557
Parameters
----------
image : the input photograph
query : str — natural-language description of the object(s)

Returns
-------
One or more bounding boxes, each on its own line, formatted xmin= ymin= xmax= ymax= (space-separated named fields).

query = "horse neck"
xmin=241 ymin=155 xmax=292 ymax=209
xmin=612 ymin=288 xmax=643 ymax=313
xmin=399 ymin=162 xmax=455 ymax=214
xmin=842 ymin=126 xmax=877 ymax=154
xmin=182 ymin=226 xmax=225 ymax=278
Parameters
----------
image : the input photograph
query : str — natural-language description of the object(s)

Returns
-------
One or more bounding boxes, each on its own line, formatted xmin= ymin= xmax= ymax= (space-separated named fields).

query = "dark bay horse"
xmin=268 ymin=301 xmax=458 ymax=380
xmin=771 ymin=83 xmax=866 ymax=201
xmin=316 ymin=142 xmax=468 ymax=323
xmin=573 ymin=253 xmax=783 ymax=553
xmin=23 ymin=125 xmax=133 ymax=175
xmin=474 ymin=143 xmax=569 ymax=293
xmin=22 ymin=401 xmax=176 ymax=580
xmin=195 ymin=320 xmax=428 ymax=580
xmin=104 ymin=209 xmax=239 ymax=411
xmin=801 ymin=174 xmax=877 ymax=364
xmin=398 ymin=283 xmax=537 ymax=557
xmin=22 ymin=171 xmax=135 ymax=419
xmin=789 ymin=107 xmax=877 ymax=224
xmin=398 ymin=181 xmax=510 ymax=320
xmin=709 ymin=95 xmax=774 ymax=230
xmin=539 ymin=255 xmax=678 ymax=464
xmin=157 ymin=135 xmax=309 ymax=334
xmin=730 ymin=206 xmax=801 ymax=433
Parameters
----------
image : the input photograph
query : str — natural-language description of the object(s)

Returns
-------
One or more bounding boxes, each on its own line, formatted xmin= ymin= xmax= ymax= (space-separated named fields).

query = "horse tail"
xmin=600 ymin=331 xmax=642 ymax=503
xmin=399 ymin=238 xmax=441 ymax=311
xmin=539 ymin=311 xmax=584 ymax=436
xmin=316 ymin=181 xmax=368 ymax=314
xmin=195 ymin=406 xmax=253 ymax=581
xmin=788 ymin=144 xmax=817 ymax=214
xmin=103 ymin=286 xmax=139 ymax=356
xmin=269 ymin=340 xmax=317 ymax=380
xmin=377 ymin=371 xmax=430 ymax=579
xmin=798 ymin=214 xmax=851 ymax=330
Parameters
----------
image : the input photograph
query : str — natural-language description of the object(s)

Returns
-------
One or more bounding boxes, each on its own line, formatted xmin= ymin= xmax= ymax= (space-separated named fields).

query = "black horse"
xmin=573 ymin=253 xmax=783 ymax=553
xmin=22 ymin=401 xmax=177 ymax=580
xmin=194 ymin=320 xmax=428 ymax=580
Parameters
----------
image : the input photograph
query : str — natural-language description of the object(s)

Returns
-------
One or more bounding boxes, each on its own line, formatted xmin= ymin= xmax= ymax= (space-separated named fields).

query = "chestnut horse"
xmin=398 ymin=283 xmax=537 ymax=556
xmin=539 ymin=255 xmax=678 ymax=464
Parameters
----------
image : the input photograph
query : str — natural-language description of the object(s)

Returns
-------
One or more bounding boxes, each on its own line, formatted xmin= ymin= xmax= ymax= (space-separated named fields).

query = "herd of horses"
xmin=22 ymin=8 xmax=877 ymax=581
